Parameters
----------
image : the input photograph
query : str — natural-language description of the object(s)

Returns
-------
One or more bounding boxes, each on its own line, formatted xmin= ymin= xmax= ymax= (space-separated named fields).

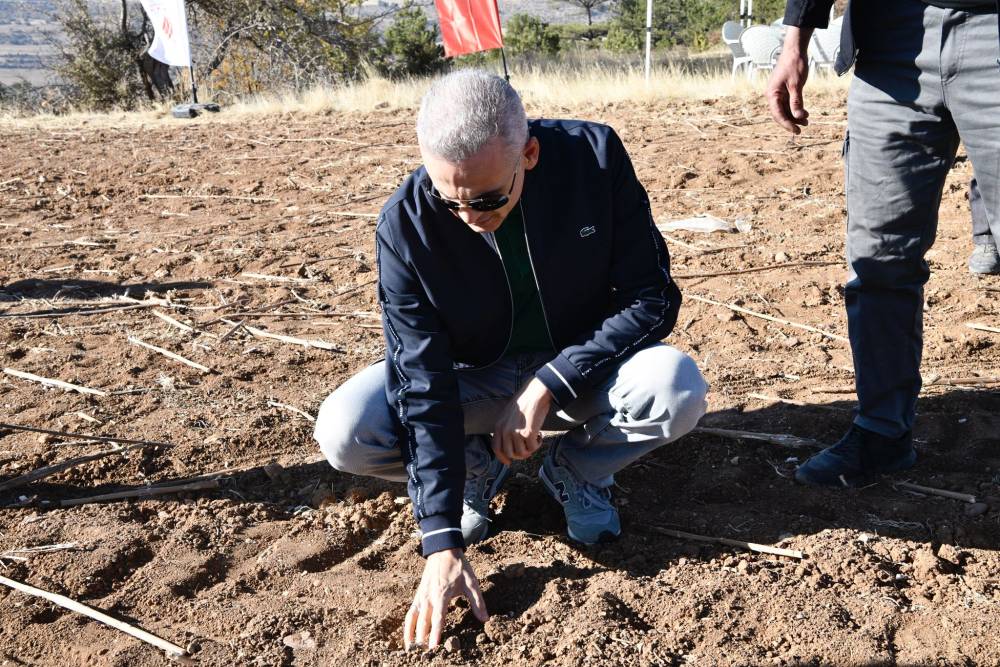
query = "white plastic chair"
xmin=808 ymin=15 xmax=843 ymax=74
xmin=722 ymin=21 xmax=751 ymax=79
xmin=739 ymin=25 xmax=782 ymax=80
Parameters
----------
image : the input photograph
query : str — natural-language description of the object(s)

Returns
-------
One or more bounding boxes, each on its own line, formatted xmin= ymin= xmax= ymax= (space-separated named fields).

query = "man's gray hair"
xmin=416 ymin=68 xmax=528 ymax=163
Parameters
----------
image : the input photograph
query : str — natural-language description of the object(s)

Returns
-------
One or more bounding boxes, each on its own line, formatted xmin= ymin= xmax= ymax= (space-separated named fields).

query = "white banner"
xmin=140 ymin=0 xmax=191 ymax=67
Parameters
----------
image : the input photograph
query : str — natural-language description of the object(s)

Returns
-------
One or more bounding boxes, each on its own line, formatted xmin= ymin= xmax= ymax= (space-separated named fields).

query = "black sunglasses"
xmin=428 ymin=163 xmax=519 ymax=212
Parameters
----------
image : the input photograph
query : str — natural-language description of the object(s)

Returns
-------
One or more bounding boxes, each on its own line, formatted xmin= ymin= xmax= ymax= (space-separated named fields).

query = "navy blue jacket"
xmin=376 ymin=120 xmax=680 ymax=556
xmin=783 ymin=0 xmax=1000 ymax=75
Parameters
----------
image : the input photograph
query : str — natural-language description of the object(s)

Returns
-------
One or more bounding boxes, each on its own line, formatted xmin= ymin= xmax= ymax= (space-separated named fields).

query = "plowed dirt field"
xmin=1 ymin=92 xmax=998 ymax=666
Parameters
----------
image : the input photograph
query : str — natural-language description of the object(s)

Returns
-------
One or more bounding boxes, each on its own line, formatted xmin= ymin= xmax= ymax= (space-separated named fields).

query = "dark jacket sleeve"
xmin=782 ymin=0 xmax=835 ymax=29
xmin=376 ymin=217 xmax=466 ymax=557
xmin=534 ymin=128 xmax=681 ymax=407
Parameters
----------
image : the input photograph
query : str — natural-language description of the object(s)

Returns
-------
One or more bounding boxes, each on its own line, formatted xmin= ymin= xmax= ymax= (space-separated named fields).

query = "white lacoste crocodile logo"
xmin=579 ymin=226 xmax=596 ymax=238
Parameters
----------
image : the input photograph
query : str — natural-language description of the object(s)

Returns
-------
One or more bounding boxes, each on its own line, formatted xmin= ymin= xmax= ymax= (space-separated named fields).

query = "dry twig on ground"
xmin=0 ymin=575 xmax=192 ymax=663
xmin=642 ymin=524 xmax=805 ymax=559
xmin=694 ymin=426 xmax=822 ymax=450
xmin=59 ymin=479 xmax=220 ymax=507
xmin=0 ymin=446 xmax=138 ymax=493
xmin=2 ymin=368 xmax=107 ymax=396
xmin=687 ymin=294 xmax=849 ymax=343
xmin=894 ymin=481 xmax=976 ymax=504
xmin=221 ymin=319 xmax=342 ymax=352
xmin=127 ymin=336 xmax=213 ymax=374
xmin=0 ymin=423 xmax=171 ymax=448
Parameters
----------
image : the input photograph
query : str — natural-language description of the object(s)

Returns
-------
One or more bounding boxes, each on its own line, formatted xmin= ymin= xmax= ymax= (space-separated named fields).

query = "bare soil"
xmin=1 ymin=92 xmax=998 ymax=667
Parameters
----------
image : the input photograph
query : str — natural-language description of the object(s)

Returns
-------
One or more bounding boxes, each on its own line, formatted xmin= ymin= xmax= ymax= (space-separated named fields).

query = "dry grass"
xmin=0 ymin=66 xmax=851 ymax=129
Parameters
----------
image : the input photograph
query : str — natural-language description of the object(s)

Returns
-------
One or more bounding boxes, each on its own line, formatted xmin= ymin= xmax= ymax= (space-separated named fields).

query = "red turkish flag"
xmin=434 ymin=0 xmax=504 ymax=57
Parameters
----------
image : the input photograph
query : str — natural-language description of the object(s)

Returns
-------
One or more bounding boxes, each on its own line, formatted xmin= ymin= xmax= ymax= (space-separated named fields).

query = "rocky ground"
xmin=0 ymin=91 xmax=998 ymax=666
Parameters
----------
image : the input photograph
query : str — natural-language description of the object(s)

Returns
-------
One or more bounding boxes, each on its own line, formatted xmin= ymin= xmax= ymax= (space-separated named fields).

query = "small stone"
xmin=186 ymin=641 xmax=202 ymax=654
xmin=476 ymin=633 xmax=489 ymax=646
xmin=965 ymin=502 xmax=989 ymax=517
xmin=282 ymin=631 xmax=316 ymax=650
xmin=443 ymin=636 xmax=461 ymax=653
xmin=775 ymin=251 xmax=790 ymax=262
xmin=262 ymin=462 xmax=284 ymax=481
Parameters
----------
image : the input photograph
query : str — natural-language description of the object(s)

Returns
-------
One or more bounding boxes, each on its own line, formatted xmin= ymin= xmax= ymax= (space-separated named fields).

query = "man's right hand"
xmin=403 ymin=548 xmax=488 ymax=651
xmin=766 ymin=26 xmax=813 ymax=134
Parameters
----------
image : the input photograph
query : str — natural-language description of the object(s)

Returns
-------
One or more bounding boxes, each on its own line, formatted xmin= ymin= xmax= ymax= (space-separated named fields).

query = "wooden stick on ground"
xmin=747 ymin=393 xmax=850 ymax=412
xmin=0 ymin=542 xmax=79 ymax=562
xmin=127 ymin=336 xmax=213 ymax=374
xmin=685 ymin=294 xmax=850 ymax=343
xmin=0 ymin=423 xmax=171 ymax=448
xmin=677 ymin=261 xmax=841 ymax=280
xmin=687 ymin=294 xmax=849 ymax=343
xmin=928 ymin=376 xmax=1000 ymax=387
xmin=966 ymin=323 xmax=1000 ymax=335
xmin=221 ymin=319 xmax=342 ymax=352
xmin=0 ymin=303 xmax=155 ymax=320
xmin=0 ymin=575 xmax=192 ymax=663
xmin=240 ymin=272 xmax=316 ymax=284
xmin=267 ymin=400 xmax=316 ymax=422
xmin=3 ymin=368 xmax=108 ymax=397
xmin=693 ymin=426 xmax=823 ymax=450
xmin=895 ymin=481 xmax=976 ymax=504
xmin=326 ymin=211 xmax=379 ymax=219
xmin=643 ymin=524 xmax=805 ymax=559
xmin=0 ymin=447 xmax=136 ymax=493
xmin=151 ymin=310 xmax=200 ymax=335
xmin=59 ymin=479 xmax=220 ymax=507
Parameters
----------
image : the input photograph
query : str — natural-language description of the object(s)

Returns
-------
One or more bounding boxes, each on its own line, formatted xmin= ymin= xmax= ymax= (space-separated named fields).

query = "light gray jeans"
xmin=314 ymin=343 xmax=708 ymax=488
xmin=845 ymin=0 xmax=1000 ymax=438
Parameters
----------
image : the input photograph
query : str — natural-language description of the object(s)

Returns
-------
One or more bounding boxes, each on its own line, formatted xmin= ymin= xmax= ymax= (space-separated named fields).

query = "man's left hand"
xmin=491 ymin=378 xmax=552 ymax=465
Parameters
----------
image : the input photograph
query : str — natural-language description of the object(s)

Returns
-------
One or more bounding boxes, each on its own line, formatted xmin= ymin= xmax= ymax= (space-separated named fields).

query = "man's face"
xmin=422 ymin=136 xmax=540 ymax=234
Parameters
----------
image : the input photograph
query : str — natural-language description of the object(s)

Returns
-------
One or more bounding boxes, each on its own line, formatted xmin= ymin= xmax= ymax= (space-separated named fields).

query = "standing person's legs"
xmin=796 ymin=0 xmax=959 ymax=485
xmin=948 ymin=10 xmax=1000 ymax=274
xmin=844 ymin=1 xmax=959 ymax=439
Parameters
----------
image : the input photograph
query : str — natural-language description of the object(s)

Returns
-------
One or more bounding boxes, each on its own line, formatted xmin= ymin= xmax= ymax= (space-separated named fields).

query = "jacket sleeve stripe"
xmin=421 ymin=527 xmax=463 ymax=540
xmin=545 ymin=362 xmax=579 ymax=399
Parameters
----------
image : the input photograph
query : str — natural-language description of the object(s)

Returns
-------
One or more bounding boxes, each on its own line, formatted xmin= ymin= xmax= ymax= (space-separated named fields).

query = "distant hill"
xmin=0 ymin=0 xmax=61 ymax=85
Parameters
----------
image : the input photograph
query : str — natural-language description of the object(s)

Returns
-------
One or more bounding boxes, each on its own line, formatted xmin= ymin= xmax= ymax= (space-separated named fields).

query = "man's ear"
xmin=522 ymin=137 xmax=540 ymax=171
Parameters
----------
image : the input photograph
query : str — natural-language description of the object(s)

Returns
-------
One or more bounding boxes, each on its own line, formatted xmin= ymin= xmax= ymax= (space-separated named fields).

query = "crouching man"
xmin=314 ymin=69 xmax=707 ymax=649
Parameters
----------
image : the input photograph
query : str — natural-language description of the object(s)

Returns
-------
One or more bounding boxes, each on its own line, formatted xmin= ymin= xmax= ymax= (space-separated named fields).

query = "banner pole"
xmin=500 ymin=47 xmax=510 ymax=81
xmin=182 ymin=0 xmax=197 ymax=103
xmin=644 ymin=0 xmax=653 ymax=83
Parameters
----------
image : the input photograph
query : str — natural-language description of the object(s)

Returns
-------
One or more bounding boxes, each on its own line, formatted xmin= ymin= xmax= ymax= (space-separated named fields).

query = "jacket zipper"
xmin=519 ymin=201 xmax=557 ymax=351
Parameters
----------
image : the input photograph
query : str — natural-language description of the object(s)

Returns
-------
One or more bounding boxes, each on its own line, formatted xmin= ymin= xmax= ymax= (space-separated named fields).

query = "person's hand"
xmin=766 ymin=26 xmax=813 ymax=134
xmin=491 ymin=377 xmax=552 ymax=465
xmin=403 ymin=548 xmax=488 ymax=650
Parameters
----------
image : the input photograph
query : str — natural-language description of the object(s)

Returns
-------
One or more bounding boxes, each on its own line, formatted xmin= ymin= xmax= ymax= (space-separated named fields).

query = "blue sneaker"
xmin=795 ymin=424 xmax=916 ymax=487
xmin=461 ymin=453 xmax=510 ymax=545
xmin=539 ymin=451 xmax=621 ymax=544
